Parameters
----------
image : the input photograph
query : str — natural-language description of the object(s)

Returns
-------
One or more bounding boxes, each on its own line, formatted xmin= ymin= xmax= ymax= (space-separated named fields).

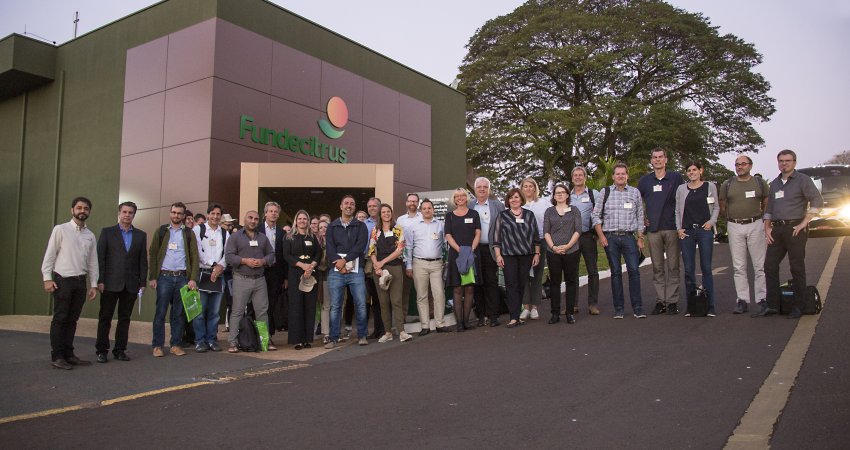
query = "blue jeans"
xmin=328 ymin=270 xmax=367 ymax=342
xmin=680 ymin=227 xmax=715 ymax=311
xmin=193 ymin=281 xmax=223 ymax=345
xmin=603 ymin=233 xmax=643 ymax=314
xmin=153 ymin=274 xmax=187 ymax=348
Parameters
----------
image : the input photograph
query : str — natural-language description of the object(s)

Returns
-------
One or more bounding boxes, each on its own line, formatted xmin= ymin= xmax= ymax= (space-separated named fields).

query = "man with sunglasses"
xmin=754 ymin=149 xmax=823 ymax=319
xmin=718 ymin=155 xmax=770 ymax=314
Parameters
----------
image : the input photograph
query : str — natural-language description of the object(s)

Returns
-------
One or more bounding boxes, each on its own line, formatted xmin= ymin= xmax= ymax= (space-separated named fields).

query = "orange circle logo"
xmin=327 ymin=96 xmax=348 ymax=128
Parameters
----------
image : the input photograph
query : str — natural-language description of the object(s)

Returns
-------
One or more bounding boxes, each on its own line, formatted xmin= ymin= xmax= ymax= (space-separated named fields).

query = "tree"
xmin=459 ymin=0 xmax=774 ymax=193
xmin=825 ymin=150 xmax=850 ymax=165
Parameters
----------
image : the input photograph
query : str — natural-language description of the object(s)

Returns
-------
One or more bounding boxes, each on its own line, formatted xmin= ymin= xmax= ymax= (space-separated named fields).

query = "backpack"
xmin=720 ymin=175 xmax=765 ymax=208
xmin=237 ymin=309 xmax=260 ymax=352
xmin=686 ymin=286 xmax=710 ymax=317
xmin=598 ymin=186 xmax=612 ymax=226
xmin=157 ymin=224 xmax=195 ymax=250
xmin=780 ymin=280 xmax=822 ymax=315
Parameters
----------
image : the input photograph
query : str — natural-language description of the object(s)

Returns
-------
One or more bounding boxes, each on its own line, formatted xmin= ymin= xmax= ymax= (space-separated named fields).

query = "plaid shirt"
xmin=591 ymin=185 xmax=645 ymax=233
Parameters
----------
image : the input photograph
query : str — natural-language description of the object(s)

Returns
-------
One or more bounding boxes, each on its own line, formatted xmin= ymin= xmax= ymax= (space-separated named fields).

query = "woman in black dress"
xmin=282 ymin=210 xmax=319 ymax=349
xmin=445 ymin=188 xmax=481 ymax=331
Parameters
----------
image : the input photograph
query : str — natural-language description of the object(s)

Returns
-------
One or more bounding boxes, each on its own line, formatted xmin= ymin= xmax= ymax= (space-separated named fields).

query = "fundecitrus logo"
xmin=318 ymin=96 xmax=348 ymax=139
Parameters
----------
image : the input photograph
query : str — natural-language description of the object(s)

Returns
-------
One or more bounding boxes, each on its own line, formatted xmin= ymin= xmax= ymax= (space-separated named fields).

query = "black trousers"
xmin=266 ymin=274 xmax=284 ymax=334
xmin=365 ymin=275 xmax=385 ymax=335
xmin=765 ymin=223 xmax=808 ymax=312
xmin=578 ymin=232 xmax=599 ymax=306
xmin=287 ymin=271 xmax=317 ymax=345
xmin=475 ymin=244 xmax=502 ymax=320
xmin=50 ymin=274 xmax=87 ymax=361
xmin=548 ymin=250 xmax=580 ymax=316
xmin=502 ymin=254 xmax=532 ymax=321
xmin=96 ymin=288 xmax=136 ymax=355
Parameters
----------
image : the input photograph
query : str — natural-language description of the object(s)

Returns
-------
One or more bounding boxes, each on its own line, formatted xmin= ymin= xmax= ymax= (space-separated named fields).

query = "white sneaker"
xmin=378 ymin=333 xmax=393 ymax=343
xmin=399 ymin=331 xmax=413 ymax=342
xmin=530 ymin=308 xmax=540 ymax=320
xmin=341 ymin=327 xmax=352 ymax=341
xmin=520 ymin=308 xmax=530 ymax=320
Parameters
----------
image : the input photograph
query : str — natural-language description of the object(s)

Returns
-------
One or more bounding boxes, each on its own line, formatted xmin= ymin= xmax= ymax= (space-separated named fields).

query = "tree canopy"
xmin=459 ymin=0 xmax=774 ymax=193
xmin=824 ymin=150 xmax=850 ymax=165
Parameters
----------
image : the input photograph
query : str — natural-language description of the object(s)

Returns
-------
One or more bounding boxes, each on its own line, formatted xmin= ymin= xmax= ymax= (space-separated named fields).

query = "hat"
xmin=299 ymin=275 xmax=317 ymax=292
xmin=222 ymin=213 xmax=235 ymax=223
xmin=378 ymin=270 xmax=393 ymax=291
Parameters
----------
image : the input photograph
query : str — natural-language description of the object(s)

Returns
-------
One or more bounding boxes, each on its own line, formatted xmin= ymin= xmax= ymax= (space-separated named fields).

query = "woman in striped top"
xmin=543 ymin=183 xmax=582 ymax=324
xmin=493 ymin=188 xmax=541 ymax=327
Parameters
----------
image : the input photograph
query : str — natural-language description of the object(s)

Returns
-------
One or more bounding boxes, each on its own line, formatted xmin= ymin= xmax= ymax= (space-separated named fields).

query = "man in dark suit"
xmin=472 ymin=177 xmax=507 ymax=327
xmin=258 ymin=201 xmax=287 ymax=339
xmin=96 ymin=201 xmax=147 ymax=362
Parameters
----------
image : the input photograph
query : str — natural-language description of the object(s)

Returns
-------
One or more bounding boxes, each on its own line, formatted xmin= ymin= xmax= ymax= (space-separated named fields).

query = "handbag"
xmin=179 ymin=285 xmax=202 ymax=322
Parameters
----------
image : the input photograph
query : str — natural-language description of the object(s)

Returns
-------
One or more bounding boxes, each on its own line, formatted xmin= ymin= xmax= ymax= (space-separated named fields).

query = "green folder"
xmin=179 ymin=285 xmax=202 ymax=322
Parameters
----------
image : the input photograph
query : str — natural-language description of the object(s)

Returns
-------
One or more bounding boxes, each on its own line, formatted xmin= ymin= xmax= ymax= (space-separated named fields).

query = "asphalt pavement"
xmin=0 ymin=236 xmax=847 ymax=449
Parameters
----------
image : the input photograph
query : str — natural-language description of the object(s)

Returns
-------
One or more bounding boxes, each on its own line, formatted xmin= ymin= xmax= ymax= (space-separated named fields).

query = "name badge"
xmin=249 ymin=240 xmax=259 ymax=247
xmin=305 ymin=240 xmax=313 ymax=246
xmin=464 ymin=218 xmax=473 ymax=224
xmin=482 ymin=211 xmax=489 ymax=219
xmin=566 ymin=207 xmax=572 ymax=212
xmin=431 ymin=233 xmax=439 ymax=240
xmin=624 ymin=202 xmax=634 ymax=209
xmin=384 ymin=230 xmax=394 ymax=238
xmin=581 ymin=196 xmax=590 ymax=203
xmin=168 ymin=242 xmax=178 ymax=250
xmin=653 ymin=185 xmax=663 ymax=192
xmin=208 ymin=239 xmax=216 ymax=247
xmin=745 ymin=190 xmax=756 ymax=198
xmin=775 ymin=191 xmax=784 ymax=199
xmin=707 ymin=197 xmax=716 ymax=204
xmin=515 ymin=218 xmax=525 ymax=224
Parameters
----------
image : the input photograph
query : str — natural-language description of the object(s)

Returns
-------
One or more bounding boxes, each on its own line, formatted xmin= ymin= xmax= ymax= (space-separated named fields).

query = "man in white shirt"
xmin=473 ymin=177 xmax=506 ymax=326
xmin=396 ymin=193 xmax=423 ymax=320
xmin=404 ymin=199 xmax=451 ymax=335
xmin=192 ymin=203 xmax=228 ymax=353
xmin=41 ymin=197 xmax=99 ymax=370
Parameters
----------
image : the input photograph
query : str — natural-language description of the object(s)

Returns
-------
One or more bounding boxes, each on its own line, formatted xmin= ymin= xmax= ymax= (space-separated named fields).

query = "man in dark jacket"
xmin=96 ymin=201 xmax=148 ymax=362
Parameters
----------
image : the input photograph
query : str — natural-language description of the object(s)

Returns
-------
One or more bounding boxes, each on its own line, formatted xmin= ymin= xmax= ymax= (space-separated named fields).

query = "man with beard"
xmin=396 ymin=193 xmax=423 ymax=320
xmin=148 ymin=202 xmax=199 ymax=357
xmin=42 ymin=197 xmax=99 ymax=370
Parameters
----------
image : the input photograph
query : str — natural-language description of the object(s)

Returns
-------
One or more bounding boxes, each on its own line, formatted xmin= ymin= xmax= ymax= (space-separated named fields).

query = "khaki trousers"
xmin=412 ymin=259 xmax=446 ymax=328
xmin=646 ymin=230 xmax=680 ymax=304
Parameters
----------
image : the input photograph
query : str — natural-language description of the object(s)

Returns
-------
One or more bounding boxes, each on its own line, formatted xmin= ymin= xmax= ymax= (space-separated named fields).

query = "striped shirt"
xmin=492 ymin=208 xmax=540 ymax=256
xmin=591 ymin=185 xmax=645 ymax=233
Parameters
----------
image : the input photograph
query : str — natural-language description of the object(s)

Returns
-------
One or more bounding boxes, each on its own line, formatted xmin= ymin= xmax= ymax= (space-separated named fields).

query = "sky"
xmin=2 ymin=0 xmax=848 ymax=176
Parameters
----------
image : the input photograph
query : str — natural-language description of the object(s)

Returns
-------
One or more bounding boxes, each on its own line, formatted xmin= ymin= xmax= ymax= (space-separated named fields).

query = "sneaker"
xmin=634 ymin=311 xmax=647 ymax=319
xmin=324 ymin=340 xmax=337 ymax=349
xmin=566 ymin=314 xmax=576 ymax=324
xmin=209 ymin=342 xmax=222 ymax=352
xmin=358 ymin=336 xmax=368 ymax=346
xmin=152 ymin=346 xmax=165 ymax=357
xmin=733 ymin=300 xmax=749 ymax=314
xmin=399 ymin=331 xmax=413 ymax=342
xmin=651 ymin=303 xmax=667 ymax=315
xmin=169 ymin=346 xmax=186 ymax=356
xmin=520 ymin=308 xmax=530 ymax=320
xmin=707 ymin=307 xmax=716 ymax=317
xmin=613 ymin=312 xmax=624 ymax=319
xmin=667 ymin=303 xmax=679 ymax=315
xmin=751 ymin=302 xmax=778 ymax=318
xmin=341 ymin=327 xmax=352 ymax=341
xmin=589 ymin=305 xmax=600 ymax=315
xmin=530 ymin=308 xmax=540 ymax=320
xmin=195 ymin=343 xmax=208 ymax=353
xmin=322 ymin=335 xmax=331 ymax=344
xmin=378 ymin=333 xmax=393 ymax=343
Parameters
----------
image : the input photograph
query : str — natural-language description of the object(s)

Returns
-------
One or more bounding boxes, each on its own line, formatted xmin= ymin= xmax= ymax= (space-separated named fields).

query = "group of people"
xmin=40 ymin=147 xmax=823 ymax=369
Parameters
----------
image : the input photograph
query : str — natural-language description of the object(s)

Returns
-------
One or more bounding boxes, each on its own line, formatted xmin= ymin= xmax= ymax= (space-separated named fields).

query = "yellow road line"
xmin=0 ymin=404 xmax=87 ymax=425
xmin=725 ymin=237 xmax=844 ymax=449
xmin=99 ymin=381 xmax=212 ymax=406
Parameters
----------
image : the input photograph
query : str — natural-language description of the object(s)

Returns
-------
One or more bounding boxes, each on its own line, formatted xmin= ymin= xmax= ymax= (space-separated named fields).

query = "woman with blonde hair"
xmin=519 ymin=177 xmax=550 ymax=320
xmin=445 ymin=188 xmax=481 ymax=331
xmin=282 ymin=210 xmax=319 ymax=349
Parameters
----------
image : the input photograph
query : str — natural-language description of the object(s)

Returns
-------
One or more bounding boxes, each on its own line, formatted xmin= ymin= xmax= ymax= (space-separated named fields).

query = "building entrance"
xmin=259 ymin=187 xmax=376 ymax=225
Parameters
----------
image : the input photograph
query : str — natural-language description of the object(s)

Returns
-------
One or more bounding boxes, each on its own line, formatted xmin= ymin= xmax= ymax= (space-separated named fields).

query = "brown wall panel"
xmin=165 ymin=18 xmax=216 ymax=90
xmin=123 ymin=36 xmax=168 ymax=102
xmin=121 ymin=92 xmax=165 ymax=156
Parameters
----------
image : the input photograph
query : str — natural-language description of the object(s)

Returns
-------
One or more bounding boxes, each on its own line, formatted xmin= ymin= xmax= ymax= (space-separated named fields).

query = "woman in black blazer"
xmin=282 ymin=210 xmax=319 ymax=349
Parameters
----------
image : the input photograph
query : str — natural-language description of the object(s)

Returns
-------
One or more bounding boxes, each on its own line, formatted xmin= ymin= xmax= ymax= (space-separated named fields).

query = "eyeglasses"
xmin=734 ymin=162 xmax=750 ymax=167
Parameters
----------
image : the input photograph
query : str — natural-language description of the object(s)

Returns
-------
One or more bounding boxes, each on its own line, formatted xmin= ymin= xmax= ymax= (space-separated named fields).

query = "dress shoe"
xmin=208 ymin=342 xmax=222 ymax=352
xmin=548 ymin=316 xmax=560 ymax=324
xmin=733 ymin=300 xmax=749 ymax=314
xmin=114 ymin=351 xmax=131 ymax=361
xmin=456 ymin=324 xmax=465 ymax=332
xmin=589 ymin=305 xmax=600 ymax=315
xmin=489 ymin=318 xmax=501 ymax=327
xmin=169 ymin=346 xmax=187 ymax=356
xmin=419 ymin=329 xmax=431 ymax=337
xmin=435 ymin=326 xmax=452 ymax=333
xmin=786 ymin=308 xmax=802 ymax=319
xmin=51 ymin=359 xmax=73 ymax=370
xmin=566 ymin=314 xmax=576 ymax=324
xmin=751 ymin=302 xmax=778 ymax=318
xmin=152 ymin=347 xmax=165 ymax=357
xmin=96 ymin=353 xmax=108 ymax=363
xmin=65 ymin=355 xmax=92 ymax=366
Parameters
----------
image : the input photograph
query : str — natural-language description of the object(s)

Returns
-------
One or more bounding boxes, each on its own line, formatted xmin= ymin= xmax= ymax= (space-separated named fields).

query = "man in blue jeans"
xmin=325 ymin=195 xmax=370 ymax=348
xmin=148 ymin=202 xmax=199 ymax=357
xmin=592 ymin=163 xmax=646 ymax=319
xmin=191 ymin=203 xmax=227 ymax=352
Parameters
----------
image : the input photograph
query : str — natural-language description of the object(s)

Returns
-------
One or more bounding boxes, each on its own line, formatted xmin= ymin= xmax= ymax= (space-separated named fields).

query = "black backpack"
xmin=237 ymin=310 xmax=260 ymax=352
xmin=780 ymin=280 xmax=822 ymax=315
xmin=686 ymin=287 xmax=709 ymax=317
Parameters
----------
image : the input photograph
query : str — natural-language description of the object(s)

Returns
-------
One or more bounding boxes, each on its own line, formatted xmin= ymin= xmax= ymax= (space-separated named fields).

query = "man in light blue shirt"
xmin=570 ymin=166 xmax=601 ymax=315
xmin=404 ymin=199 xmax=450 ymax=335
